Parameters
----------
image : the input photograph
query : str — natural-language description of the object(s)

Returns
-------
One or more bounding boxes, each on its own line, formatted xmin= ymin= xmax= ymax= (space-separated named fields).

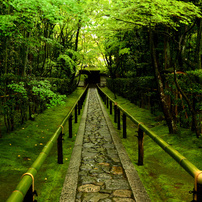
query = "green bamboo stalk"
xmin=97 ymin=85 xmax=202 ymax=187
xmin=7 ymin=85 xmax=88 ymax=202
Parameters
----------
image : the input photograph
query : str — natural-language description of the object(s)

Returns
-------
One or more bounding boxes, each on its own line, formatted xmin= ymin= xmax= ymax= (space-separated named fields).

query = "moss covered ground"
xmin=0 ymin=87 xmax=86 ymax=202
xmin=101 ymin=87 xmax=202 ymax=202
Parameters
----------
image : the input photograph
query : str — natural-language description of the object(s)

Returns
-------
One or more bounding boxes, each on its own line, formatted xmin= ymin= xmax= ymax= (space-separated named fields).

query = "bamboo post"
xmin=197 ymin=181 xmax=202 ymax=201
xmin=114 ymin=103 xmax=117 ymax=123
xmin=78 ymin=101 xmax=81 ymax=115
xmin=23 ymin=185 xmax=33 ymax=202
xmin=117 ymin=108 xmax=121 ymax=130
xmin=195 ymin=172 xmax=202 ymax=202
xmin=123 ymin=113 xmax=127 ymax=138
xmin=69 ymin=114 xmax=73 ymax=138
xmin=110 ymin=101 xmax=112 ymax=115
xmin=75 ymin=104 xmax=77 ymax=123
xmin=104 ymin=95 xmax=107 ymax=105
xmin=57 ymin=131 xmax=63 ymax=164
xmin=138 ymin=126 xmax=144 ymax=165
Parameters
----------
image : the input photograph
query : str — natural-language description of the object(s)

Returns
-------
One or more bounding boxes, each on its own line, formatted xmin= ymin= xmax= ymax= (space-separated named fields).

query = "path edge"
xmin=59 ymin=89 xmax=89 ymax=202
xmin=96 ymin=88 xmax=151 ymax=202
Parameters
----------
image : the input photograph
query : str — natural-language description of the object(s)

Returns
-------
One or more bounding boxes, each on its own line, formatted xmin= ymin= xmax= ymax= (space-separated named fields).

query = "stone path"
xmin=60 ymin=87 xmax=150 ymax=202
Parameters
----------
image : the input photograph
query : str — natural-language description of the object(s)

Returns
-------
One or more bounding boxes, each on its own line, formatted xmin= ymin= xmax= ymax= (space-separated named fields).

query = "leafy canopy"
xmin=96 ymin=0 xmax=201 ymax=31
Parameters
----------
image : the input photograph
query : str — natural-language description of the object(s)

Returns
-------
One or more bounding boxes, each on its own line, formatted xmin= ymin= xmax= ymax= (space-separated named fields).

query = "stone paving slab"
xmin=60 ymin=87 xmax=151 ymax=202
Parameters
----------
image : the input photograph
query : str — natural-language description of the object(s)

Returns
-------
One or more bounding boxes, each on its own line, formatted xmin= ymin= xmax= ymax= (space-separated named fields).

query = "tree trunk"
xmin=70 ymin=20 xmax=81 ymax=84
xmin=173 ymin=69 xmax=200 ymax=138
xmin=149 ymin=28 xmax=177 ymax=134
xmin=196 ymin=18 xmax=202 ymax=69
xmin=22 ymin=31 xmax=30 ymax=77
xmin=5 ymin=37 xmax=8 ymax=74
xmin=164 ymin=28 xmax=171 ymax=70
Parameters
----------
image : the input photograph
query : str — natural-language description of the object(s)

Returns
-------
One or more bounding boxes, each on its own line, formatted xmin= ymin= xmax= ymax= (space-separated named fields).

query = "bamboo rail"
xmin=97 ymin=85 xmax=202 ymax=201
xmin=7 ymin=85 xmax=88 ymax=202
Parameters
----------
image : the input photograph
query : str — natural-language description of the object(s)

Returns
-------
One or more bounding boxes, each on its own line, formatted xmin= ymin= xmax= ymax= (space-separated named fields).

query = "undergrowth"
xmin=101 ymin=87 xmax=202 ymax=202
xmin=0 ymin=87 xmax=86 ymax=202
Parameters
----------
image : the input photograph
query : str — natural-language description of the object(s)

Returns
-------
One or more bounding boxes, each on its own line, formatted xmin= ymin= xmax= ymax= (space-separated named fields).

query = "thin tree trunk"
xmin=164 ymin=28 xmax=171 ymax=70
xmin=22 ymin=32 xmax=30 ymax=77
xmin=150 ymin=28 xmax=177 ymax=134
xmin=196 ymin=18 xmax=202 ymax=69
xmin=70 ymin=20 xmax=81 ymax=84
xmin=5 ymin=37 xmax=8 ymax=74
xmin=173 ymin=68 xmax=200 ymax=138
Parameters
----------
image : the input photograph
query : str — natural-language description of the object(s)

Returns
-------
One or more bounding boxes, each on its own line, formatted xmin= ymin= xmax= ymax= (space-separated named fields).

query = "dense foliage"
xmin=0 ymin=74 xmax=77 ymax=131
xmin=0 ymin=0 xmax=86 ymax=132
xmin=0 ymin=0 xmax=201 ymax=136
xmin=95 ymin=0 xmax=202 ymax=136
xmin=107 ymin=70 xmax=202 ymax=131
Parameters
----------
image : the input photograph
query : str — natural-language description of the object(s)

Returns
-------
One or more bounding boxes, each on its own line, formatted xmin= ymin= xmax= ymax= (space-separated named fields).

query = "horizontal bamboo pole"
xmin=97 ymin=85 xmax=202 ymax=183
xmin=7 ymin=85 xmax=88 ymax=202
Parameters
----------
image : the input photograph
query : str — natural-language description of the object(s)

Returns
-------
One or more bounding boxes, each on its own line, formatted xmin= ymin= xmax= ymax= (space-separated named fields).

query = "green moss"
xmin=0 ymin=87 xmax=86 ymax=202
xmin=101 ymin=87 xmax=202 ymax=202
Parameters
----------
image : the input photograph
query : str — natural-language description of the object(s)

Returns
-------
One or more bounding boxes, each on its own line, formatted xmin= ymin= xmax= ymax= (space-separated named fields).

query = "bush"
xmin=0 ymin=74 xmax=77 ymax=132
xmin=106 ymin=77 xmax=157 ymax=104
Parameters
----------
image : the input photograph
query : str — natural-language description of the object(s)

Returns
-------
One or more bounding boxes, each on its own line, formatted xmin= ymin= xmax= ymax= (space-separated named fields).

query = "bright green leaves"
xmin=29 ymin=79 xmax=66 ymax=108
xmin=58 ymin=54 xmax=76 ymax=74
xmin=0 ymin=0 xmax=81 ymax=37
xmin=102 ymin=0 xmax=201 ymax=31
xmin=119 ymin=48 xmax=130 ymax=56
xmin=7 ymin=82 xmax=28 ymax=99
xmin=0 ymin=15 xmax=17 ymax=36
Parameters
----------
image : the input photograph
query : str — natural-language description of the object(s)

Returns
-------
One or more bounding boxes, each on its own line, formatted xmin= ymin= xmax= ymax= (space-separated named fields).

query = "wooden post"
xmin=75 ymin=104 xmax=77 ymax=123
xmin=123 ymin=114 xmax=126 ymax=138
xmin=80 ymin=96 xmax=83 ymax=108
xmin=78 ymin=102 xmax=80 ymax=115
xmin=57 ymin=132 xmax=63 ymax=164
xmin=117 ymin=108 xmax=121 ymax=130
xmin=197 ymin=183 xmax=202 ymax=202
xmin=104 ymin=94 xmax=106 ymax=103
xmin=23 ymin=185 xmax=33 ymax=202
xmin=114 ymin=104 xmax=117 ymax=123
xmin=69 ymin=114 xmax=73 ymax=138
xmin=110 ymin=101 xmax=112 ymax=115
xmin=107 ymin=97 xmax=109 ymax=108
xmin=138 ymin=127 xmax=144 ymax=165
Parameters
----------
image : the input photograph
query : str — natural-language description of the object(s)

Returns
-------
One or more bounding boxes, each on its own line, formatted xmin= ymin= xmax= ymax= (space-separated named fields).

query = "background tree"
xmin=93 ymin=0 xmax=201 ymax=134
